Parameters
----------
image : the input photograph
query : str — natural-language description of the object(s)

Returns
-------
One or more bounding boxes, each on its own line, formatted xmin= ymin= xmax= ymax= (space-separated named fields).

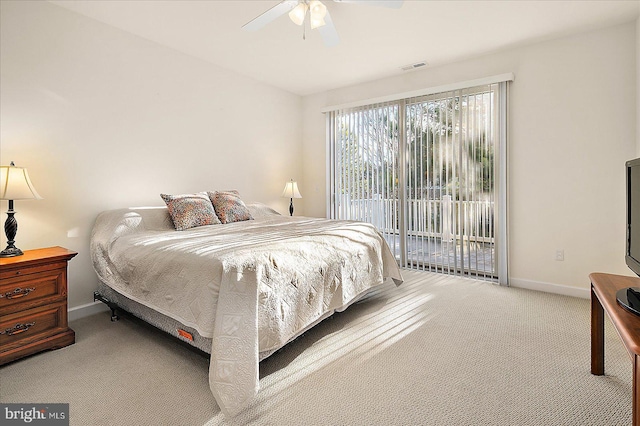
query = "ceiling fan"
xmin=242 ymin=0 xmax=404 ymax=47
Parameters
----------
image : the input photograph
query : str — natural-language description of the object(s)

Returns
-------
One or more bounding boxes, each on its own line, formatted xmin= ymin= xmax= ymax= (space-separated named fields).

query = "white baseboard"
xmin=509 ymin=278 xmax=590 ymax=299
xmin=68 ymin=300 xmax=109 ymax=322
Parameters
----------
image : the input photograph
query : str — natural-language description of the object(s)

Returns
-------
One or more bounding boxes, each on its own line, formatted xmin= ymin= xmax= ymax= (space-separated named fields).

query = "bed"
xmin=90 ymin=196 xmax=403 ymax=416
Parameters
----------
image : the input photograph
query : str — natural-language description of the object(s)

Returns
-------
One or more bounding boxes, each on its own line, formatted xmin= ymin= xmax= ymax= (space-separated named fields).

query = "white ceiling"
xmin=49 ymin=0 xmax=639 ymax=96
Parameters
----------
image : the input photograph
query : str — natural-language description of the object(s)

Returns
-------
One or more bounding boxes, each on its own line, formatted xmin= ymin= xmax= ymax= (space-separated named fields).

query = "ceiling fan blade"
xmin=333 ymin=0 xmax=404 ymax=8
xmin=318 ymin=10 xmax=340 ymax=47
xmin=242 ymin=0 xmax=299 ymax=32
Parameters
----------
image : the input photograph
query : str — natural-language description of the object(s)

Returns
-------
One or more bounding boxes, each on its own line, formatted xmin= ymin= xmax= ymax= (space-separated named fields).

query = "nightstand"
xmin=0 ymin=246 xmax=78 ymax=365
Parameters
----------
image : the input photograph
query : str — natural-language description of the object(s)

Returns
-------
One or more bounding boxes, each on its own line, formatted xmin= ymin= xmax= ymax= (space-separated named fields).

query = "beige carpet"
xmin=0 ymin=270 xmax=632 ymax=425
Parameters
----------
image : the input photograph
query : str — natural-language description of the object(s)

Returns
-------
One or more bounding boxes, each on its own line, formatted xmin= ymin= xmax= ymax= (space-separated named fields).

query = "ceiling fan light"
xmin=309 ymin=1 xmax=327 ymax=19
xmin=310 ymin=16 xmax=326 ymax=29
xmin=288 ymin=3 xmax=308 ymax=26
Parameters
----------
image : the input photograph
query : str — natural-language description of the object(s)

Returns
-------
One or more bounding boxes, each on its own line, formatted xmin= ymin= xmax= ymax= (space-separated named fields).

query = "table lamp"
xmin=0 ymin=161 xmax=42 ymax=257
xmin=281 ymin=179 xmax=302 ymax=216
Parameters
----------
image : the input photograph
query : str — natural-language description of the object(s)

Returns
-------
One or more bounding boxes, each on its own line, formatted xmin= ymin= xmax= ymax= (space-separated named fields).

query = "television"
xmin=626 ymin=158 xmax=640 ymax=276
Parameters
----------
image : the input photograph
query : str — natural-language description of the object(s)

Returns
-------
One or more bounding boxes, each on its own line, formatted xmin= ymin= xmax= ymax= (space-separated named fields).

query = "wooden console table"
xmin=590 ymin=272 xmax=640 ymax=425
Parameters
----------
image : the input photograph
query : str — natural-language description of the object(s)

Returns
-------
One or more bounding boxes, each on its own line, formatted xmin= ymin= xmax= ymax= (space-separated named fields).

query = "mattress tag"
xmin=177 ymin=329 xmax=193 ymax=341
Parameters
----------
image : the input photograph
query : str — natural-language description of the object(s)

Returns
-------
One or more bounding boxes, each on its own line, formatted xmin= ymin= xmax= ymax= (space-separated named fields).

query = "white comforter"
xmin=91 ymin=206 xmax=402 ymax=416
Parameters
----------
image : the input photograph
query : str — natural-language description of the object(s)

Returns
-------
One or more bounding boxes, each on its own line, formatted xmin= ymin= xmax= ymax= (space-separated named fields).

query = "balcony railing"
xmin=336 ymin=195 xmax=494 ymax=244
xmin=335 ymin=195 xmax=496 ymax=276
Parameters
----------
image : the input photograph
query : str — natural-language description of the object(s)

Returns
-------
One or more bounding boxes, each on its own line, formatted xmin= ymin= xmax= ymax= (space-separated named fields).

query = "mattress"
xmin=96 ymin=281 xmax=214 ymax=354
xmin=91 ymin=203 xmax=402 ymax=416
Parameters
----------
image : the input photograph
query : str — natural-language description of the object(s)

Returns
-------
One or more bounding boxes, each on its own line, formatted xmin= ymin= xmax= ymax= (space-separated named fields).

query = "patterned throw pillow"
xmin=208 ymin=190 xmax=253 ymax=224
xmin=160 ymin=192 xmax=221 ymax=231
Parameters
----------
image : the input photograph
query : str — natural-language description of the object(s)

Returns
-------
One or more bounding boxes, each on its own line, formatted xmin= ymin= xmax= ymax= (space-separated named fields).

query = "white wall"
xmin=0 ymin=1 xmax=302 ymax=310
xmin=302 ymin=22 xmax=637 ymax=295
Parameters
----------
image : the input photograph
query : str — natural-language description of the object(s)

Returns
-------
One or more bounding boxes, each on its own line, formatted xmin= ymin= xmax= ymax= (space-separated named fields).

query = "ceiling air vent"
xmin=401 ymin=61 xmax=428 ymax=72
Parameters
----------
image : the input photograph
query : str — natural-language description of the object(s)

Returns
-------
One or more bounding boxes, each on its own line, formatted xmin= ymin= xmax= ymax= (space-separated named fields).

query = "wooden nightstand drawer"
xmin=0 ymin=301 xmax=74 ymax=365
xmin=0 ymin=266 xmax=66 ymax=313
xmin=0 ymin=303 xmax=67 ymax=350
xmin=0 ymin=260 xmax=66 ymax=280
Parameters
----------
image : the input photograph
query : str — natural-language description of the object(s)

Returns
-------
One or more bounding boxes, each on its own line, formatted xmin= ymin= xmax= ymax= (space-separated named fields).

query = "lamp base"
xmin=0 ymin=245 xmax=23 ymax=258
xmin=2 ymin=203 xmax=23 ymax=257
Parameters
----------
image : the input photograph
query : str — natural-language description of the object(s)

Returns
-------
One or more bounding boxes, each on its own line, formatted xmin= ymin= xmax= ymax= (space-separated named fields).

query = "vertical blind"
xmin=327 ymin=81 xmax=508 ymax=283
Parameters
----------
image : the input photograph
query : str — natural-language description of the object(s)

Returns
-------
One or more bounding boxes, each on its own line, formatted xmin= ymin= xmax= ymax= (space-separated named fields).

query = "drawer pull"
xmin=0 ymin=322 xmax=36 ymax=336
xmin=0 ymin=287 xmax=36 ymax=300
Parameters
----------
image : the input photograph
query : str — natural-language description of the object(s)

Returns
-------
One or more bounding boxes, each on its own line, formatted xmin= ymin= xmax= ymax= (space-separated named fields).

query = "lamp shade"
xmin=309 ymin=0 xmax=327 ymax=28
xmin=309 ymin=0 xmax=327 ymax=18
xmin=288 ymin=3 xmax=308 ymax=26
xmin=282 ymin=180 xmax=302 ymax=199
xmin=310 ymin=15 xmax=326 ymax=29
xmin=0 ymin=163 xmax=43 ymax=200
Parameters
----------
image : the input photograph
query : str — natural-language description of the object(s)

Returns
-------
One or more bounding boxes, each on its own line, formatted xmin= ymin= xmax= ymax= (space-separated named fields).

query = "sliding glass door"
xmin=328 ymin=82 xmax=508 ymax=283
xmin=328 ymin=103 xmax=402 ymax=262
